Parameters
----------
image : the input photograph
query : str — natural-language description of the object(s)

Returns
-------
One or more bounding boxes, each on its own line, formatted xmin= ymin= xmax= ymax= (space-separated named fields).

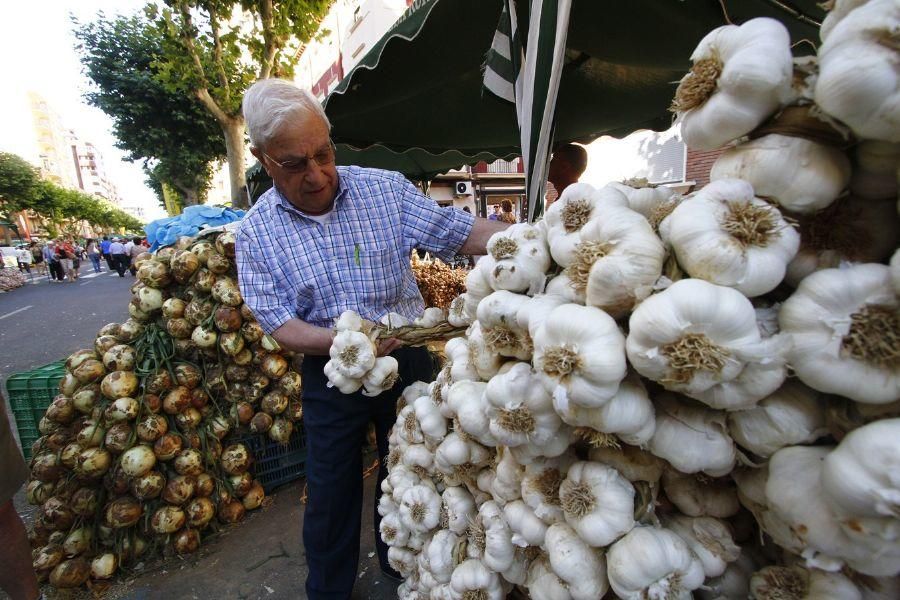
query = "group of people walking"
xmin=15 ymin=235 xmax=147 ymax=283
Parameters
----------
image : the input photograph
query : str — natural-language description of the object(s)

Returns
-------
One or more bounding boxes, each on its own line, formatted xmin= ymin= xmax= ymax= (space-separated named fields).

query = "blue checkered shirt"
xmin=235 ymin=166 xmax=475 ymax=334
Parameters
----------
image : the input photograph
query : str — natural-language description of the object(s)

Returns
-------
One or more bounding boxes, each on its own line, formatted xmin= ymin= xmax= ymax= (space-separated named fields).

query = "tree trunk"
xmin=222 ymin=116 xmax=249 ymax=210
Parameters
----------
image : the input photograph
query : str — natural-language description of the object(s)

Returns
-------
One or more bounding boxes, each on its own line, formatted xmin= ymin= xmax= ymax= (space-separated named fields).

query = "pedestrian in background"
xmin=498 ymin=199 xmax=517 ymax=223
xmin=72 ymin=241 xmax=85 ymax=280
xmin=43 ymin=241 xmax=63 ymax=282
xmin=128 ymin=237 xmax=143 ymax=276
xmin=109 ymin=237 xmax=127 ymax=277
xmin=56 ymin=238 xmax=75 ymax=283
xmin=100 ymin=235 xmax=112 ymax=270
xmin=15 ymin=247 xmax=32 ymax=275
xmin=29 ymin=242 xmax=46 ymax=277
xmin=85 ymin=239 xmax=102 ymax=273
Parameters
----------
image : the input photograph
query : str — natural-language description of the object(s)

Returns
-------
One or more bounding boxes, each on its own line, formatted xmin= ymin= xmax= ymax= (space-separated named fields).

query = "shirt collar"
xmin=272 ymin=168 xmax=350 ymax=223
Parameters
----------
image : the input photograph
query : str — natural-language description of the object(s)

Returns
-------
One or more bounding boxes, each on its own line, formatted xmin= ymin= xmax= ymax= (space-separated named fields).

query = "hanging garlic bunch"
xmin=546 ymin=200 xmax=665 ymax=319
xmin=627 ymin=278 xmax=789 ymax=410
xmin=814 ymin=0 xmax=900 ymax=142
xmin=659 ymin=178 xmax=800 ymax=297
xmin=543 ymin=183 xmax=628 ymax=266
xmin=674 ymin=17 xmax=794 ymax=150
xmin=710 ymin=134 xmax=851 ymax=214
xmin=779 ymin=263 xmax=900 ymax=404
xmin=324 ymin=329 xmax=377 ymax=393
xmin=479 ymin=223 xmax=551 ymax=295
xmin=533 ymin=303 xmax=627 ymax=409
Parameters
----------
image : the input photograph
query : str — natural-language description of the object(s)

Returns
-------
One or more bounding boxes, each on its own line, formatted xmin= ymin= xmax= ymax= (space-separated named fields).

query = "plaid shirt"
xmin=235 ymin=166 xmax=474 ymax=334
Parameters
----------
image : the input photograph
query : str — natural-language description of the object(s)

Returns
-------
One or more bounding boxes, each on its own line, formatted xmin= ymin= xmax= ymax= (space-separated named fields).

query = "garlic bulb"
xmin=334 ymin=309 xmax=364 ymax=332
xmin=649 ymin=394 xmax=736 ymax=477
xmin=545 ymin=523 xmax=609 ymax=600
xmin=779 ymin=263 xmax=900 ymax=404
xmin=544 ymin=183 xmax=628 ymax=267
xmin=490 ymin=449 xmax=524 ymax=503
xmin=465 ymin=260 xmax=493 ymax=316
xmin=516 ymin=293 xmax=568 ymax=340
xmin=556 ymin=200 xmax=665 ymax=318
xmin=442 ymin=486 xmax=477 ymax=536
xmin=627 ymin=279 xmax=789 ymax=410
xmin=815 ymin=0 xmax=900 ymax=142
xmin=323 ymin=360 xmax=363 ymax=394
xmin=380 ymin=312 xmax=410 ymax=328
xmin=475 ymin=291 xmax=532 ymax=360
xmin=665 ymin=515 xmax=741 ymax=578
xmin=444 ymin=337 xmax=479 ymax=384
xmin=727 ymin=380 xmax=828 ymax=458
xmin=710 ymin=134 xmax=851 ymax=214
xmin=481 ymin=223 xmax=551 ymax=295
xmin=448 ymin=294 xmax=475 ymax=328
xmin=380 ymin=511 xmax=411 ymax=548
xmin=661 ymin=469 xmax=741 ymax=519
xmin=399 ymin=484 xmax=442 ymax=534
xmin=424 ymin=530 xmax=462 ymax=584
xmin=446 ymin=381 xmax=495 ymax=446
xmin=559 ymin=461 xmax=635 ymax=547
xmin=588 ymin=444 xmax=665 ymax=484
xmin=820 ymin=0 xmax=870 ymax=41
xmin=413 ymin=395 xmax=448 ymax=447
xmin=449 ymin=558 xmax=504 ymax=600
xmin=327 ymin=329 xmax=376 ymax=379
xmin=675 ymin=17 xmax=793 ymax=150
xmin=477 ymin=501 xmax=515 ymax=573
xmin=660 ymin=178 xmax=799 ymax=297
xmin=485 ymin=363 xmax=561 ymax=447
xmin=786 ymin=197 xmax=900 ymax=286
xmin=388 ymin=546 xmax=417 ymax=578
xmin=413 ymin=307 xmax=445 ymax=328
xmin=464 ymin=321 xmax=503 ymax=381
xmin=609 ymin=180 xmax=678 ymax=221
xmin=607 ymin=525 xmax=705 ymax=600
xmin=533 ymin=303 xmax=627 ymax=408
xmin=521 ymin=452 xmax=578 ymax=525
xmin=749 ymin=565 xmax=863 ymax=600
xmin=361 ymin=355 xmax=399 ymax=397
xmin=526 ymin=555 xmax=571 ymax=600
xmin=696 ymin=549 xmax=756 ymax=600
xmin=851 ymin=141 xmax=900 ymax=200
xmin=503 ymin=500 xmax=548 ymax=547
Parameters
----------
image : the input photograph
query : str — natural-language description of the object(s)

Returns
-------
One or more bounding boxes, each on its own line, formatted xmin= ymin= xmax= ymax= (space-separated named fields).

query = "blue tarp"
xmin=145 ymin=206 xmax=245 ymax=251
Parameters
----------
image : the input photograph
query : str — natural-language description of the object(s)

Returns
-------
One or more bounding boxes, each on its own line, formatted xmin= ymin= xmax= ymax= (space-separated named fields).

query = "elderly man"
xmin=235 ymin=79 xmax=506 ymax=599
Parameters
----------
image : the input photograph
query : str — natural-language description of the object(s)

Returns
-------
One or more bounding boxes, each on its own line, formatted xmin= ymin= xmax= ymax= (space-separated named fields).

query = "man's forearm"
xmin=271 ymin=318 xmax=334 ymax=356
xmin=459 ymin=217 xmax=510 ymax=255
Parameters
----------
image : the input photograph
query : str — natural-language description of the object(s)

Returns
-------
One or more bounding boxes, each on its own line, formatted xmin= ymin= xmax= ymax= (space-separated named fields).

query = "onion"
xmin=207 ymin=253 xmax=231 ymax=274
xmin=152 ymin=505 xmax=187 ymax=534
xmin=120 ymin=535 xmax=148 ymax=563
xmin=225 ymin=364 xmax=250 ymax=382
xmin=173 ymin=528 xmax=201 ymax=554
xmin=269 ymin=418 xmax=293 ymax=444
xmin=47 ymin=530 xmax=66 ymax=546
xmin=210 ymin=414 xmax=231 ymax=440
xmin=261 ymin=391 xmax=289 ymax=415
xmin=212 ymin=277 xmax=242 ymax=306
xmin=250 ymin=412 xmax=273 ymax=434
xmin=235 ymin=402 xmax=255 ymax=425
xmin=156 ymin=246 xmax=176 ymax=264
xmin=162 ymin=297 xmax=186 ymax=318
xmin=288 ymin=400 xmax=303 ymax=422
xmin=163 ymin=386 xmax=192 ymax=414
xmin=104 ymin=396 xmax=139 ymax=422
xmin=90 ymin=553 xmax=117 ymax=580
xmin=46 ymin=395 xmax=75 ymax=424
xmin=131 ymin=471 xmax=166 ymax=500
xmin=232 ymin=347 xmax=254 ymax=366
xmin=63 ymin=527 xmax=92 ymax=557
xmin=100 ymin=370 xmax=139 ymax=399
xmin=66 ymin=349 xmax=97 ymax=371
xmin=129 ymin=300 xmax=152 ymax=322
xmin=187 ymin=497 xmax=217 ymax=528
xmin=38 ymin=416 xmax=60 ymax=436
xmin=103 ymin=345 xmax=136 ymax=371
xmin=103 ymin=422 xmax=134 ymax=453
xmin=49 ymin=558 xmax=90 ymax=588
xmin=26 ymin=480 xmax=55 ymax=505
xmin=191 ymin=324 xmax=218 ymax=349
xmin=77 ymin=447 xmax=112 ymax=478
xmin=241 ymin=320 xmax=265 ymax=344
xmin=105 ymin=496 xmax=143 ymax=528
xmin=33 ymin=544 xmax=64 ymax=572
xmin=42 ymin=497 xmax=75 ymax=531
xmin=242 ymin=481 xmax=266 ymax=510
xmin=220 ymin=443 xmax=252 ymax=475
xmin=173 ymin=363 xmax=202 ymax=389
xmin=72 ymin=384 xmax=99 ymax=414
xmin=138 ymin=260 xmax=171 ymax=288
xmin=145 ymin=369 xmax=174 ymax=395
xmin=103 ymin=463 xmax=130 ymax=495
xmin=218 ymin=331 xmax=245 ymax=356
xmin=214 ymin=306 xmax=243 ymax=332
xmin=144 ymin=393 xmax=162 ymax=414
xmin=174 ymin=448 xmax=204 ymax=475
xmin=116 ymin=318 xmax=144 ymax=342
xmin=193 ymin=240 xmax=215 ymax=264
xmin=260 ymin=354 xmax=289 ymax=379
xmin=261 ymin=335 xmax=281 ymax=352
xmin=154 ymin=432 xmax=184 ymax=461
xmin=58 ymin=372 xmax=79 ymax=396
xmin=135 ymin=285 xmax=165 ymax=312
xmin=75 ymin=420 xmax=105 ymax=448
xmin=94 ymin=335 xmax=119 ymax=355
xmin=230 ymin=472 xmax=254 ymax=497
xmin=215 ymin=230 xmax=236 ymax=257
xmin=171 ymin=250 xmax=201 ymax=283
xmin=279 ymin=371 xmax=302 ymax=396
xmin=137 ymin=414 xmax=168 ymax=442
xmin=98 ymin=323 xmax=121 ymax=338
xmin=162 ymin=474 xmax=197 ymax=505
xmin=218 ymin=499 xmax=246 ymax=524
xmin=193 ymin=268 xmax=216 ymax=292
xmin=70 ymin=487 xmax=99 ymax=517
xmin=195 ymin=473 xmax=215 ymax=498
xmin=166 ymin=317 xmax=195 ymax=339
xmin=175 ymin=407 xmax=203 ymax=430
xmin=190 ymin=388 xmax=210 ymax=409
xmin=132 ymin=250 xmax=152 ymax=267
xmin=121 ymin=444 xmax=157 ymax=477
xmin=72 ymin=358 xmax=106 ymax=384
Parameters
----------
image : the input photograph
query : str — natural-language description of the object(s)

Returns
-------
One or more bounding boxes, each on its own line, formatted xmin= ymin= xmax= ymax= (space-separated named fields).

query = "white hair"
xmin=242 ymin=79 xmax=331 ymax=149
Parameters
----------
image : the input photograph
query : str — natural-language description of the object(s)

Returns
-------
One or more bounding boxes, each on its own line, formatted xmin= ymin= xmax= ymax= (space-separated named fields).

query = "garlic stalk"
xmin=674 ymin=17 xmax=793 ymax=150
xmin=659 ymin=178 xmax=800 ymax=297
xmin=627 ymin=279 xmax=789 ymax=410
xmin=607 ymin=525 xmax=706 ymax=600
xmin=559 ymin=461 xmax=635 ymax=548
xmin=779 ymin=263 xmax=900 ymax=404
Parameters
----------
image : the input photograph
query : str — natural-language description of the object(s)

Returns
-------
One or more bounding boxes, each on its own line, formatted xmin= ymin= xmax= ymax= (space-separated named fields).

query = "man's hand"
xmin=376 ymin=337 xmax=403 ymax=357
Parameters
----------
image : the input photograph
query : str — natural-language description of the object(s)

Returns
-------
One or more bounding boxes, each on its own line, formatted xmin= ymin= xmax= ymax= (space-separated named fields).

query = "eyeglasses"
xmin=263 ymin=140 xmax=337 ymax=175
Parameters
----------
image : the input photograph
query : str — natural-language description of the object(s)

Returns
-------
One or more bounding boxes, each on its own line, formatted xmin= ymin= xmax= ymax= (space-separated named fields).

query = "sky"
xmin=0 ymin=1 xmax=168 ymax=222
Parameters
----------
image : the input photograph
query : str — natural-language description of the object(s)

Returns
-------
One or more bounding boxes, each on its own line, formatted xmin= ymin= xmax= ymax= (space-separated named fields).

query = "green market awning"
xmin=323 ymin=0 xmax=826 ymax=185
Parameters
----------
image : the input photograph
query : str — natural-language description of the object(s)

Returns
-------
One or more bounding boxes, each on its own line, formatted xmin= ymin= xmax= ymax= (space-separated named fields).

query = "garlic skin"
xmin=749 ymin=565 xmax=863 ymax=600
xmin=662 ymin=469 xmax=740 ymax=519
xmin=779 ymin=263 xmax=900 ymax=404
xmin=544 ymin=183 xmax=628 ymax=267
xmin=559 ymin=461 xmax=635 ymax=547
xmin=545 ymin=523 xmax=609 ymax=600
xmin=660 ymin=178 xmax=800 ymax=297
xmin=814 ymin=0 xmax=900 ymax=142
xmin=851 ymin=141 xmax=900 ymax=200
xmin=533 ymin=303 xmax=627 ymax=409
xmin=676 ymin=17 xmax=793 ymax=151
xmin=607 ymin=525 xmax=706 ymax=600
xmin=665 ymin=515 xmax=741 ymax=578
xmin=481 ymin=223 xmax=551 ymax=295
xmin=627 ymin=279 xmax=789 ymax=410
xmin=566 ymin=201 xmax=666 ymax=319
xmin=727 ymin=380 xmax=828 ymax=458
xmin=588 ymin=444 xmax=665 ymax=484
xmin=820 ymin=0 xmax=871 ymax=41
xmin=650 ymin=394 xmax=736 ymax=477
xmin=710 ymin=134 xmax=851 ymax=214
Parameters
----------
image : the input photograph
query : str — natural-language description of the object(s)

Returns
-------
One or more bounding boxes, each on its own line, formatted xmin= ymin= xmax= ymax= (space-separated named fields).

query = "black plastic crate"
xmin=234 ymin=424 xmax=307 ymax=493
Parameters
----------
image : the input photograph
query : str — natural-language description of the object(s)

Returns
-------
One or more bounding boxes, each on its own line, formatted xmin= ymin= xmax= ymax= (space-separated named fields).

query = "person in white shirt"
xmin=108 ymin=238 xmax=127 ymax=277
xmin=15 ymin=247 xmax=32 ymax=275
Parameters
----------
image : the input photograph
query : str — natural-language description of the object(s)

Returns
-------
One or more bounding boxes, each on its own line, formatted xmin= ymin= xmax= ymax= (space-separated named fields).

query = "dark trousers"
xmin=111 ymin=254 xmax=127 ymax=277
xmin=300 ymin=346 xmax=432 ymax=600
xmin=102 ymin=252 xmax=113 ymax=270
xmin=48 ymin=260 xmax=64 ymax=281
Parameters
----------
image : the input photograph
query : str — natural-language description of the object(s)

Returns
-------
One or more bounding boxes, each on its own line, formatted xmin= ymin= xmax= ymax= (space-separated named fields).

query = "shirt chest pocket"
xmin=344 ymin=246 xmax=401 ymax=304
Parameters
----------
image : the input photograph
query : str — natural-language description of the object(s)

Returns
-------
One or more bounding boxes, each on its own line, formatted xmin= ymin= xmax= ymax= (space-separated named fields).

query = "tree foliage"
xmin=73 ymin=12 xmax=225 ymax=207
xmin=147 ymin=0 xmax=333 ymax=208
xmin=0 ymin=152 xmax=41 ymax=217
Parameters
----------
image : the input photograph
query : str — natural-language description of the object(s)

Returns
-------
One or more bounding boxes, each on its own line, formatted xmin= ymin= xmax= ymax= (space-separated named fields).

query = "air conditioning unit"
xmin=454 ymin=181 xmax=473 ymax=196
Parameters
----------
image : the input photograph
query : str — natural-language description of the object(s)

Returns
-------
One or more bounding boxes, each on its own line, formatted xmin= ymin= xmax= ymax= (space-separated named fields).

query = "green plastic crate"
xmin=5 ymin=360 xmax=66 ymax=460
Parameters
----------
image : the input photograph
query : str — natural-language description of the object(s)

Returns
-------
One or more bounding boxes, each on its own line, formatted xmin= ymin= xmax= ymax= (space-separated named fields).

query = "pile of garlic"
xmin=371 ymin=9 xmax=899 ymax=599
